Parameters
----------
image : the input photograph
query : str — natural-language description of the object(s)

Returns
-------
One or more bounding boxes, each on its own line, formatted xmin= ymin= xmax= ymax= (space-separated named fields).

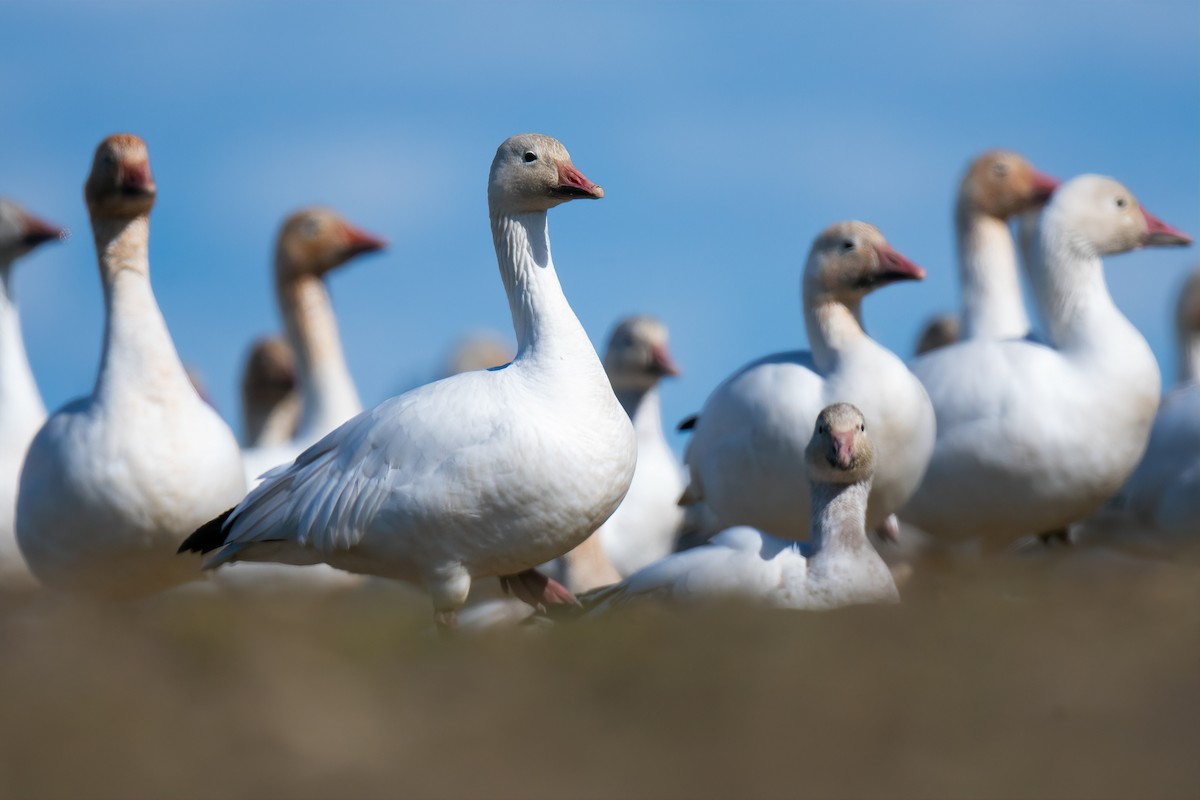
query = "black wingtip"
xmin=178 ymin=507 xmax=236 ymax=555
xmin=676 ymin=414 xmax=698 ymax=432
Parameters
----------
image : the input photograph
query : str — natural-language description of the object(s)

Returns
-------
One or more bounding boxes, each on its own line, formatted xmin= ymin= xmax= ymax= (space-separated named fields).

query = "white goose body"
xmin=903 ymin=175 xmax=1192 ymax=546
xmin=0 ymin=201 xmax=63 ymax=586
xmin=682 ymin=222 xmax=935 ymax=539
xmin=589 ymin=404 xmax=898 ymax=613
xmin=16 ymin=136 xmax=246 ymax=596
xmin=1111 ymin=270 xmax=1200 ymax=551
xmin=186 ymin=135 xmax=636 ymax=624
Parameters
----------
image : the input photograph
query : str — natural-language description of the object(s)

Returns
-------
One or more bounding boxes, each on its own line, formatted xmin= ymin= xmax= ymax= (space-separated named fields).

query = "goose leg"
xmin=428 ymin=564 xmax=472 ymax=638
xmin=1037 ymin=528 xmax=1072 ymax=547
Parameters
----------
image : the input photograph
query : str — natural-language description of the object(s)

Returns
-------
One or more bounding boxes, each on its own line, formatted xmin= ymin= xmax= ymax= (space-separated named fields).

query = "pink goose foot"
xmin=499 ymin=568 xmax=580 ymax=612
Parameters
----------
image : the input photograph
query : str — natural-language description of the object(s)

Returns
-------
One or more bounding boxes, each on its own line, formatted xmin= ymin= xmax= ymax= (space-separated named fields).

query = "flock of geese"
xmin=0 ymin=132 xmax=1195 ymax=631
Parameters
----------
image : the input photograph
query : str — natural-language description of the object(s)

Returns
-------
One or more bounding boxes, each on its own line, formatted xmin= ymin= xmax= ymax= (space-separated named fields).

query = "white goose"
xmin=240 ymin=208 xmax=386 ymax=485
xmin=239 ymin=335 xmax=300 ymax=448
xmin=680 ymin=222 xmax=935 ymax=540
xmin=902 ymin=175 xmax=1192 ymax=547
xmin=16 ymin=134 xmax=247 ymax=597
xmin=954 ymin=150 xmax=1058 ymax=341
xmin=181 ymin=133 xmax=636 ymax=629
xmin=1107 ymin=268 xmax=1200 ymax=553
xmin=586 ymin=403 xmax=898 ymax=613
xmin=560 ymin=315 xmax=684 ymax=590
xmin=0 ymin=200 xmax=64 ymax=587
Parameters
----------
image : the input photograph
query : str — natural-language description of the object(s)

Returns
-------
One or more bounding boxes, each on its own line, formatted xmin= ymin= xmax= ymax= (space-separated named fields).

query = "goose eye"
xmin=523 ymin=151 xmax=538 ymax=163
xmin=1115 ymin=197 xmax=1126 ymax=208
xmin=102 ymin=153 xmax=117 ymax=166
xmin=841 ymin=240 xmax=855 ymax=252
xmin=860 ymin=423 xmax=866 ymax=432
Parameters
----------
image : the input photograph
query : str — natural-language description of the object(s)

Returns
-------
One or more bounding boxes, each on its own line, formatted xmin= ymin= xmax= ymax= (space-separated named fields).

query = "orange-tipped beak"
xmin=554 ymin=162 xmax=604 ymax=200
xmin=876 ymin=244 xmax=926 ymax=282
xmin=650 ymin=343 xmax=681 ymax=377
xmin=20 ymin=211 xmax=67 ymax=246
xmin=340 ymin=222 xmax=388 ymax=257
xmin=1140 ymin=207 xmax=1193 ymax=248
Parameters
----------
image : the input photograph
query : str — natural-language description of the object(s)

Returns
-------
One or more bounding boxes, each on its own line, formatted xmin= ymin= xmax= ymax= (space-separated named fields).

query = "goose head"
xmin=804 ymin=221 xmax=926 ymax=303
xmin=959 ymin=150 xmax=1059 ymax=219
xmin=84 ymin=134 xmax=156 ymax=220
xmin=1046 ymin=175 xmax=1192 ymax=257
xmin=0 ymin=199 xmax=65 ymax=263
xmin=914 ymin=313 xmax=961 ymax=356
xmin=488 ymin=133 xmax=604 ymax=215
xmin=806 ymin=402 xmax=875 ymax=486
xmin=241 ymin=335 xmax=297 ymax=411
xmin=603 ymin=315 xmax=681 ymax=391
xmin=275 ymin=208 xmax=387 ymax=280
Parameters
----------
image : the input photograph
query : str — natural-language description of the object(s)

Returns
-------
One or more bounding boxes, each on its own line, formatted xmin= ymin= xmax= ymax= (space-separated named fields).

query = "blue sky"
xmin=3 ymin=1 xmax=1198 ymax=449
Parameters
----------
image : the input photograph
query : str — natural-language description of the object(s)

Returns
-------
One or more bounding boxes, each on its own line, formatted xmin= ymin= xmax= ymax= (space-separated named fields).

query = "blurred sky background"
xmin=2 ymin=0 xmax=1198 ymax=451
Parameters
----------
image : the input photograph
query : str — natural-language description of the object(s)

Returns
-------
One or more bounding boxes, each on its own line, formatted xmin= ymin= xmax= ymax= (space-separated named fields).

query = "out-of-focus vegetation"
xmin=0 ymin=553 xmax=1197 ymax=799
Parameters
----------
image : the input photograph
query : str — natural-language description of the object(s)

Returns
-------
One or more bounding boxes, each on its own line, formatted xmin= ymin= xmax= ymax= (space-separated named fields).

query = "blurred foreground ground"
xmin=0 ymin=553 xmax=1197 ymax=799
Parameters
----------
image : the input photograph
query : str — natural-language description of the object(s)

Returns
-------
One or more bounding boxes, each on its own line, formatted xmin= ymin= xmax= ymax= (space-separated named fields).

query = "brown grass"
xmin=0 ymin=554 xmax=1197 ymax=800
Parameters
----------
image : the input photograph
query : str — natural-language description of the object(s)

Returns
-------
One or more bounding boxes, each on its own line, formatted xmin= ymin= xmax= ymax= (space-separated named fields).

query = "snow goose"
xmin=1106 ymin=268 xmax=1200 ymax=553
xmin=181 ymin=133 xmax=636 ymax=630
xmin=240 ymin=335 xmax=300 ymax=448
xmin=954 ymin=150 xmax=1058 ymax=341
xmin=560 ymin=315 xmax=683 ymax=590
xmin=680 ymin=222 xmax=935 ymax=540
xmin=902 ymin=175 xmax=1192 ymax=548
xmin=587 ymin=403 xmax=898 ymax=613
xmin=15 ymin=134 xmax=247 ymax=597
xmin=0 ymin=200 xmax=65 ymax=586
xmin=240 ymin=207 xmax=386 ymax=485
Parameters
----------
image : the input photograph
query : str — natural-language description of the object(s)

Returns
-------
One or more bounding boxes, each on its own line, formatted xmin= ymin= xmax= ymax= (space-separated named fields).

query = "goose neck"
xmin=91 ymin=214 xmax=193 ymax=404
xmin=275 ymin=265 xmax=360 ymax=439
xmin=0 ymin=259 xmax=46 ymax=422
xmin=807 ymin=480 xmax=872 ymax=560
xmin=803 ymin=294 xmax=866 ymax=373
xmin=956 ymin=205 xmax=1029 ymax=340
xmin=1032 ymin=223 xmax=1123 ymax=353
xmin=1178 ymin=330 xmax=1200 ymax=386
xmin=613 ymin=384 xmax=664 ymax=440
xmin=490 ymin=210 xmax=591 ymax=363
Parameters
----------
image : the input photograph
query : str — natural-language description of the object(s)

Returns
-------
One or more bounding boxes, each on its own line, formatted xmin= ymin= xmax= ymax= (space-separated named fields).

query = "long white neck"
xmin=1031 ymin=215 xmax=1129 ymax=355
xmin=957 ymin=206 xmax=1029 ymax=340
xmin=0 ymin=260 xmax=46 ymax=437
xmin=807 ymin=479 xmax=873 ymax=560
xmin=803 ymin=292 xmax=867 ymax=373
xmin=613 ymin=384 xmax=664 ymax=438
xmin=243 ymin=390 xmax=300 ymax=448
xmin=1177 ymin=326 xmax=1200 ymax=386
xmin=92 ymin=216 xmax=196 ymax=406
xmin=490 ymin=211 xmax=598 ymax=368
xmin=276 ymin=268 xmax=361 ymax=440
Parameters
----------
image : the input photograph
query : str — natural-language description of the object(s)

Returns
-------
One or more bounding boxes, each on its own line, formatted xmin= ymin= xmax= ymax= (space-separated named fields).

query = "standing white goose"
xmin=240 ymin=208 xmax=386 ymax=485
xmin=902 ymin=175 xmax=1192 ymax=547
xmin=586 ymin=403 xmax=898 ymax=613
xmin=954 ymin=150 xmax=1058 ymax=341
xmin=239 ymin=335 xmax=300 ymax=449
xmin=16 ymin=134 xmax=247 ymax=597
xmin=680 ymin=222 xmax=935 ymax=540
xmin=561 ymin=315 xmax=684 ymax=590
xmin=181 ymin=133 xmax=636 ymax=629
xmin=0 ymin=200 xmax=64 ymax=586
xmin=1107 ymin=268 xmax=1200 ymax=552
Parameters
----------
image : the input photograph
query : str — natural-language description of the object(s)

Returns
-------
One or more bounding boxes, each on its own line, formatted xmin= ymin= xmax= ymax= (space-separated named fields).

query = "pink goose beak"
xmin=876 ymin=244 xmax=927 ymax=282
xmin=340 ymin=221 xmax=388 ymax=257
xmin=20 ymin=211 xmax=67 ymax=246
xmin=554 ymin=162 xmax=604 ymax=200
xmin=1140 ymin=207 xmax=1193 ymax=248
xmin=1030 ymin=169 xmax=1060 ymax=203
xmin=830 ymin=430 xmax=856 ymax=469
xmin=650 ymin=343 xmax=681 ymax=377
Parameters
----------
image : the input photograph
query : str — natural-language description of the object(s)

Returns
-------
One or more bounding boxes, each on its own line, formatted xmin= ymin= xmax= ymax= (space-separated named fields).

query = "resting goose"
xmin=0 ymin=200 xmax=64 ymax=586
xmin=560 ymin=315 xmax=684 ymax=590
xmin=587 ymin=403 xmax=898 ymax=613
xmin=240 ymin=208 xmax=386 ymax=485
xmin=16 ymin=134 xmax=247 ymax=597
xmin=680 ymin=222 xmax=935 ymax=540
xmin=902 ymin=175 xmax=1192 ymax=548
xmin=181 ymin=133 xmax=636 ymax=630
xmin=240 ymin=335 xmax=300 ymax=448
xmin=1109 ymin=268 xmax=1200 ymax=552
